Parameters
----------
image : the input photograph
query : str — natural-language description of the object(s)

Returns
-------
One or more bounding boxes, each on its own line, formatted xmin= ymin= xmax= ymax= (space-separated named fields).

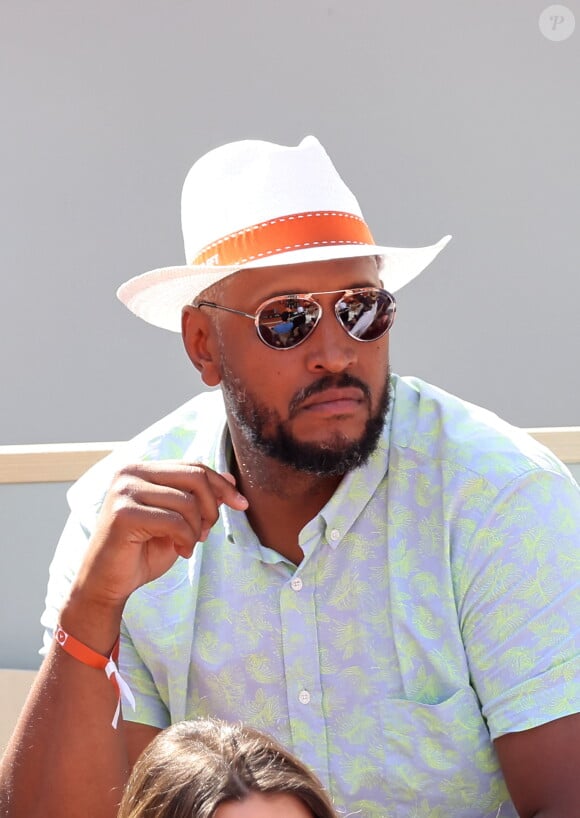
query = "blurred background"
xmin=1 ymin=0 xmax=578 ymax=668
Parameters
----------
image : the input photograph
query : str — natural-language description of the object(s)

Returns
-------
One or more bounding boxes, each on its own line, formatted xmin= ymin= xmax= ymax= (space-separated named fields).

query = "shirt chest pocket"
xmin=377 ymin=687 xmax=516 ymax=817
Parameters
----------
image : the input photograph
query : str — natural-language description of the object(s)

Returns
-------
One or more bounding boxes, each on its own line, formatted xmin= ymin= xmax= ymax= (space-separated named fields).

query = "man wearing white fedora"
xmin=2 ymin=136 xmax=580 ymax=818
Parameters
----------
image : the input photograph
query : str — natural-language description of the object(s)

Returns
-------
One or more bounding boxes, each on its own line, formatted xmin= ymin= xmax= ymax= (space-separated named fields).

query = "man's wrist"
xmin=58 ymin=588 xmax=125 ymax=656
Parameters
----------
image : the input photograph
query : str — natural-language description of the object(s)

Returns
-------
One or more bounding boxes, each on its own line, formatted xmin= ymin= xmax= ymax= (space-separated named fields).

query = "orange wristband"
xmin=55 ymin=625 xmax=135 ymax=728
xmin=55 ymin=626 xmax=119 ymax=668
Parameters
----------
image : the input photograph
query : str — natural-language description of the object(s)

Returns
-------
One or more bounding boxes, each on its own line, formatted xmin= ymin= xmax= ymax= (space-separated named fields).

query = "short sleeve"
xmin=39 ymin=512 xmax=92 ymax=655
xmin=119 ymin=620 xmax=170 ymax=729
xmin=456 ymin=469 xmax=580 ymax=740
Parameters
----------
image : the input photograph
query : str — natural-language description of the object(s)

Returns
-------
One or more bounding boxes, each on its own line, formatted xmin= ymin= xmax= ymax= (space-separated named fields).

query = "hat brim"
xmin=117 ymin=235 xmax=452 ymax=332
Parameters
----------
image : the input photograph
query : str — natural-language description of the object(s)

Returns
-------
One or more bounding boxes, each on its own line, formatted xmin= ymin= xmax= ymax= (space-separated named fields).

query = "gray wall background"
xmin=1 ymin=0 xmax=579 ymax=668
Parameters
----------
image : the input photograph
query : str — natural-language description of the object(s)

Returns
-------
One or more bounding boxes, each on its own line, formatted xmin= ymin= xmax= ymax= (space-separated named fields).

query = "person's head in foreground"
xmin=117 ymin=718 xmax=338 ymax=818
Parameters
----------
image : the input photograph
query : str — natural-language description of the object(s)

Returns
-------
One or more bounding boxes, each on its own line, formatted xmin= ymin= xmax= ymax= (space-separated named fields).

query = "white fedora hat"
xmin=117 ymin=136 xmax=451 ymax=332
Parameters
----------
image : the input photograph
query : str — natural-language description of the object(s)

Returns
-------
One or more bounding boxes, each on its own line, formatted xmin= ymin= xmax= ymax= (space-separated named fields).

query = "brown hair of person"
xmin=117 ymin=718 xmax=338 ymax=818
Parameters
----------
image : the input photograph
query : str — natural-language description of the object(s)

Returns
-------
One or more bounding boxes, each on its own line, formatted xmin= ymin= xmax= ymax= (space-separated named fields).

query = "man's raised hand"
xmin=70 ymin=462 xmax=248 ymax=611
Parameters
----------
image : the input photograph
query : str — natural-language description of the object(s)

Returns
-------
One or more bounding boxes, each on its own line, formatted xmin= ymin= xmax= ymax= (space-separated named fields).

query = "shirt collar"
xmin=310 ymin=376 xmax=394 ymax=550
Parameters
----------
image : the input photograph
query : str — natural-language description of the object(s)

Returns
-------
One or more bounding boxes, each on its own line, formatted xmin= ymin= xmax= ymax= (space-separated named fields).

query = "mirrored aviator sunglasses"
xmin=196 ymin=287 xmax=397 ymax=350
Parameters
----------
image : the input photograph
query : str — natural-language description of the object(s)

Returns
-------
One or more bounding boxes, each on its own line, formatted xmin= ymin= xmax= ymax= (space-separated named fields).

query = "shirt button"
xmin=298 ymin=689 xmax=311 ymax=705
xmin=329 ymin=529 xmax=340 ymax=542
xmin=290 ymin=577 xmax=303 ymax=591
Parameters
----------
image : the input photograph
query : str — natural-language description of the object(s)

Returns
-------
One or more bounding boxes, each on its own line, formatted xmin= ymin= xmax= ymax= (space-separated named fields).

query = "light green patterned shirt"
xmin=42 ymin=374 xmax=580 ymax=817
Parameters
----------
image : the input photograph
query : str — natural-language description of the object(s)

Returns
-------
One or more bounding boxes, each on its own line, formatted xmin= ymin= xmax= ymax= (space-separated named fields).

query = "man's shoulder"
xmin=67 ymin=389 xmax=226 ymax=517
xmin=390 ymin=374 xmax=570 ymax=487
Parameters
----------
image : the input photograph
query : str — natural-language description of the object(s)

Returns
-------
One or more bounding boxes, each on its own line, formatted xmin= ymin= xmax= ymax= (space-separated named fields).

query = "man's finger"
xmin=203 ymin=468 xmax=248 ymax=509
xmin=115 ymin=462 xmax=248 ymax=510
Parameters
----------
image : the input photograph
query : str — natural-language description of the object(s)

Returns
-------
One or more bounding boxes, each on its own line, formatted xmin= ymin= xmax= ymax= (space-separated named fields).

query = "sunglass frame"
xmin=196 ymin=287 xmax=397 ymax=350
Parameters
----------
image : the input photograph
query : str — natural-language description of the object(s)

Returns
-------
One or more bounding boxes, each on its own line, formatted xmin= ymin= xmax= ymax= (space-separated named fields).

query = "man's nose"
xmin=303 ymin=308 xmax=358 ymax=373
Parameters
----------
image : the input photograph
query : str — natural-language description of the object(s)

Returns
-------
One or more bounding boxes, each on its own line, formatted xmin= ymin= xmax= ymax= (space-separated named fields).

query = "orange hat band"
xmin=191 ymin=210 xmax=375 ymax=267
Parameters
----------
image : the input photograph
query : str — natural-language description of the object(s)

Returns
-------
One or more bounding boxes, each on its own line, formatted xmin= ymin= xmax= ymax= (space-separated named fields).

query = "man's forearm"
xmin=0 ymin=598 xmax=130 ymax=818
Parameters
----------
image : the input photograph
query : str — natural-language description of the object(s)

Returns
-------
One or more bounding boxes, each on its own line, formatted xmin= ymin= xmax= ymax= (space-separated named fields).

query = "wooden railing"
xmin=0 ymin=428 xmax=579 ymax=484
xmin=0 ymin=442 xmax=119 ymax=484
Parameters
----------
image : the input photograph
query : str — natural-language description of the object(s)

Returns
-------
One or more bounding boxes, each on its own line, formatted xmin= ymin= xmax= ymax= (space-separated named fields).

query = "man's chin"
xmin=289 ymin=412 xmax=370 ymax=443
xmin=259 ymin=428 xmax=380 ymax=477
xmin=291 ymin=425 xmax=366 ymax=448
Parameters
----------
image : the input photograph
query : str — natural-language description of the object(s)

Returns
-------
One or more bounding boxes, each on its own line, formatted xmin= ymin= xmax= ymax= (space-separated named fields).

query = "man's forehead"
xmin=213 ymin=256 xmax=382 ymax=303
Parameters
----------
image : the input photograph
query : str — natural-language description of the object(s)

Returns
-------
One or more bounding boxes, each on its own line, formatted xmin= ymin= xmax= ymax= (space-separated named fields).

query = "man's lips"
xmin=288 ymin=375 xmax=372 ymax=419
xmin=298 ymin=388 xmax=366 ymax=414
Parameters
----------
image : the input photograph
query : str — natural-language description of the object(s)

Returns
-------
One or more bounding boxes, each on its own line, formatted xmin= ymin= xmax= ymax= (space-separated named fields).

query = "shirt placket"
xmin=279 ymin=530 xmax=331 ymax=791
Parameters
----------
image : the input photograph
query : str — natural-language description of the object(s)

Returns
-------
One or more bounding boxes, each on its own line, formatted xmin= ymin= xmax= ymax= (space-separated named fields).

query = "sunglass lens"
xmin=257 ymin=298 xmax=320 ymax=349
xmin=337 ymin=290 xmax=396 ymax=341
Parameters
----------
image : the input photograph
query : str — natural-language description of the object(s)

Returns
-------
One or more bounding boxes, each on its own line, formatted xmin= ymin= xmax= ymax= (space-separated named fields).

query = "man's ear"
xmin=181 ymin=306 xmax=221 ymax=387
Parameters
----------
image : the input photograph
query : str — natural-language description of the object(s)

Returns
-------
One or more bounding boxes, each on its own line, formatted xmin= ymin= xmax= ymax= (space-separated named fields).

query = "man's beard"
xmin=221 ymin=369 xmax=391 ymax=477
